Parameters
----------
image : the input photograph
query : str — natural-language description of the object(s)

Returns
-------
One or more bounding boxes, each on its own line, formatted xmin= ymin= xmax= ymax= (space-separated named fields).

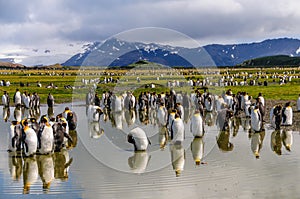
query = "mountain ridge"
xmin=62 ymin=37 xmax=300 ymax=67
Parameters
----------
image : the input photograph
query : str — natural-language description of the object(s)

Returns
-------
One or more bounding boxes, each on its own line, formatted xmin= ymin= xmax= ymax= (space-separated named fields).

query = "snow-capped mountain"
xmin=204 ymin=38 xmax=300 ymax=66
xmin=4 ymin=37 xmax=300 ymax=67
xmin=62 ymin=37 xmax=300 ymax=67
xmin=62 ymin=38 xmax=215 ymax=67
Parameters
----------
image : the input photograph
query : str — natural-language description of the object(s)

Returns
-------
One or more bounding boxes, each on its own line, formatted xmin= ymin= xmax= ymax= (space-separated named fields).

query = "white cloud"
xmin=1 ymin=0 xmax=300 ymax=64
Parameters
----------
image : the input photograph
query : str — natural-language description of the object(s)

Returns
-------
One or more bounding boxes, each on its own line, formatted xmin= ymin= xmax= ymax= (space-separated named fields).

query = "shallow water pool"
xmin=1 ymin=103 xmax=300 ymax=199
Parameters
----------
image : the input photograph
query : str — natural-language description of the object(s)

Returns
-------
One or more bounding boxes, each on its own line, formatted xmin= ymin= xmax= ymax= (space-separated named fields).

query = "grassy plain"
xmin=0 ymin=66 xmax=299 ymax=105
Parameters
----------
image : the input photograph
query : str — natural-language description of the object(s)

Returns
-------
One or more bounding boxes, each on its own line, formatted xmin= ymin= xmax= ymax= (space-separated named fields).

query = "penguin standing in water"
xmin=22 ymin=119 xmax=38 ymax=157
xmin=66 ymin=110 xmax=77 ymax=131
xmin=175 ymin=103 xmax=184 ymax=120
xmin=47 ymin=93 xmax=54 ymax=107
xmin=2 ymin=90 xmax=10 ymax=108
xmin=251 ymin=106 xmax=263 ymax=132
xmin=52 ymin=119 xmax=73 ymax=152
xmin=127 ymin=127 xmax=151 ymax=151
xmin=157 ymin=103 xmax=168 ymax=127
xmin=167 ymin=109 xmax=177 ymax=133
xmin=191 ymin=137 xmax=204 ymax=165
xmin=204 ymin=94 xmax=214 ymax=112
xmin=87 ymin=105 xmax=103 ymax=122
xmin=112 ymin=95 xmax=124 ymax=112
xmin=282 ymin=102 xmax=293 ymax=126
xmin=37 ymin=115 xmax=54 ymax=155
xmin=190 ymin=110 xmax=205 ymax=138
xmin=8 ymin=121 xmax=22 ymax=152
xmin=270 ymin=105 xmax=282 ymax=130
xmin=216 ymin=106 xmax=233 ymax=131
xmin=14 ymin=104 xmax=22 ymax=122
xmin=170 ymin=113 xmax=185 ymax=144
xmin=13 ymin=88 xmax=22 ymax=106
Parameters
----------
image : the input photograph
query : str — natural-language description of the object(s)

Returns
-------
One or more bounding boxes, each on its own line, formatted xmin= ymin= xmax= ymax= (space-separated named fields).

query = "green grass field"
xmin=0 ymin=66 xmax=299 ymax=105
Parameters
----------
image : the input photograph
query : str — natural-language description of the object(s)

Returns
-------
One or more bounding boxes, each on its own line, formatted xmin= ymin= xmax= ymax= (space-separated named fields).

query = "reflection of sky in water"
xmin=1 ymin=103 xmax=300 ymax=198
xmin=76 ymin=105 xmax=219 ymax=173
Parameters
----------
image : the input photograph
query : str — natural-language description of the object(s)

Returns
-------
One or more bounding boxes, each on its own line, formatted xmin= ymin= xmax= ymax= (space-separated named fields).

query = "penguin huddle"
xmin=8 ymin=107 xmax=76 ymax=157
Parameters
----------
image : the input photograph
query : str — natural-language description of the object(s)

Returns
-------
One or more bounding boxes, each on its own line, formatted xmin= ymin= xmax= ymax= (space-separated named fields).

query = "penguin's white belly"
xmin=157 ymin=108 xmax=167 ymax=126
xmin=24 ymin=130 xmax=38 ymax=156
xmin=191 ymin=116 xmax=204 ymax=137
xmin=172 ymin=120 xmax=185 ymax=142
xmin=88 ymin=105 xmax=101 ymax=122
xmin=114 ymin=98 xmax=123 ymax=112
xmin=251 ymin=112 xmax=261 ymax=132
xmin=40 ymin=126 xmax=54 ymax=154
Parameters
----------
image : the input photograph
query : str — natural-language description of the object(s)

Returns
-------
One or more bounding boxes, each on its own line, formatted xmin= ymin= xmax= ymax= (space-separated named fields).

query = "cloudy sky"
xmin=1 ymin=0 xmax=300 ymax=65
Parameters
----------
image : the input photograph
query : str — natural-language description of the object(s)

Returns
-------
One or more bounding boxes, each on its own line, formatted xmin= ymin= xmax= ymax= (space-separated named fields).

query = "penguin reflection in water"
xmin=216 ymin=130 xmax=234 ymax=152
xmin=270 ymin=129 xmax=293 ymax=155
xmin=170 ymin=143 xmax=185 ymax=177
xmin=23 ymin=156 xmax=38 ymax=194
xmin=37 ymin=154 xmax=54 ymax=193
xmin=250 ymin=130 xmax=265 ymax=159
xmin=191 ymin=137 xmax=205 ymax=165
xmin=8 ymin=151 xmax=23 ymax=181
xmin=281 ymin=129 xmax=293 ymax=152
xmin=271 ymin=130 xmax=282 ymax=155
xmin=128 ymin=151 xmax=151 ymax=174
xmin=53 ymin=149 xmax=73 ymax=181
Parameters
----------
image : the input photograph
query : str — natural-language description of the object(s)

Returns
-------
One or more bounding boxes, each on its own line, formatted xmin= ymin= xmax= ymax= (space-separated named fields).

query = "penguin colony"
xmin=4 ymin=85 xmax=296 ymax=179
xmin=5 ymin=89 xmax=76 ymax=155
xmin=7 ymin=106 xmax=76 ymax=155
xmin=85 ymin=87 xmax=296 ymax=175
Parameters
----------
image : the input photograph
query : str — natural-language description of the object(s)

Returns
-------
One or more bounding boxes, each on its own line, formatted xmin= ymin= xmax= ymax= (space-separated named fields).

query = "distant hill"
xmin=0 ymin=62 xmax=26 ymax=69
xmin=239 ymin=55 xmax=300 ymax=67
xmin=62 ymin=37 xmax=300 ymax=67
